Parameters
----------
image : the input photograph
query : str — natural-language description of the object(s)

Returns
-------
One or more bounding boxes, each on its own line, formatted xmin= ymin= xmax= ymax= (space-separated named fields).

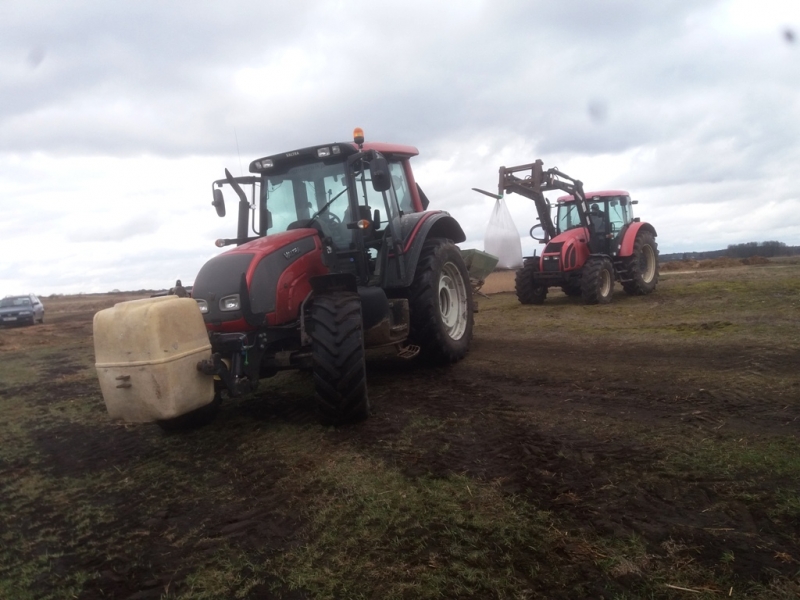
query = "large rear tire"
xmin=581 ymin=256 xmax=615 ymax=305
xmin=310 ymin=292 xmax=369 ymax=424
xmin=409 ymin=239 xmax=474 ymax=364
xmin=622 ymin=231 xmax=659 ymax=295
xmin=515 ymin=258 xmax=547 ymax=305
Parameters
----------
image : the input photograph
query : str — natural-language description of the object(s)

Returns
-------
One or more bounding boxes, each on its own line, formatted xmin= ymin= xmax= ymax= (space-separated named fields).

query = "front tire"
xmin=515 ymin=258 xmax=547 ymax=305
xmin=409 ymin=239 xmax=474 ymax=364
xmin=581 ymin=256 xmax=615 ymax=305
xmin=622 ymin=231 xmax=659 ymax=295
xmin=310 ymin=292 xmax=369 ymax=424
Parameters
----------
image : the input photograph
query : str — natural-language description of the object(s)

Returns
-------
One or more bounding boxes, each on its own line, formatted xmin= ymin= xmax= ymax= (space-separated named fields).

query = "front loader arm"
xmin=498 ymin=160 xmax=588 ymax=243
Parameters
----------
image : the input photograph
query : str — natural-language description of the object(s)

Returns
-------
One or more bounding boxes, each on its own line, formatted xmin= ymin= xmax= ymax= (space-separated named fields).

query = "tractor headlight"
xmin=256 ymin=159 xmax=273 ymax=169
xmin=195 ymin=299 xmax=209 ymax=314
xmin=317 ymin=147 xmax=331 ymax=158
xmin=219 ymin=295 xmax=241 ymax=312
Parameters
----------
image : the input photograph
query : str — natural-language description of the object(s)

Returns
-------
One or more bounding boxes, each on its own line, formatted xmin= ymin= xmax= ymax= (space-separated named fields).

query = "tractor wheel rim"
xmin=600 ymin=268 xmax=612 ymax=297
xmin=439 ymin=262 xmax=468 ymax=340
xmin=640 ymin=245 xmax=656 ymax=283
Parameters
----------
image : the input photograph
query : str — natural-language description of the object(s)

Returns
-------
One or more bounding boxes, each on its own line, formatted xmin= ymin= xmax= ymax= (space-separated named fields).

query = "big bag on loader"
xmin=484 ymin=197 xmax=523 ymax=269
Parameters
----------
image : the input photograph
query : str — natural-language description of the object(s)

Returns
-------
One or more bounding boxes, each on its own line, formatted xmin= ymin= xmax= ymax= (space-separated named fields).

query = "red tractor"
xmin=478 ymin=159 xmax=658 ymax=305
xmin=187 ymin=129 xmax=473 ymax=426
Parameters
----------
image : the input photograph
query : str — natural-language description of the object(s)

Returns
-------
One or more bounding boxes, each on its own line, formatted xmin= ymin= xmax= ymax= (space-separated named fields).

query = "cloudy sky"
xmin=2 ymin=0 xmax=798 ymax=294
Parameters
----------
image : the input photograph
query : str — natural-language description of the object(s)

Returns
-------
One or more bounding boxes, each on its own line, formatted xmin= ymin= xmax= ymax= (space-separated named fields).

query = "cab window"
xmin=556 ymin=203 xmax=582 ymax=233
xmin=607 ymin=197 xmax=628 ymax=236
xmin=389 ymin=162 xmax=413 ymax=215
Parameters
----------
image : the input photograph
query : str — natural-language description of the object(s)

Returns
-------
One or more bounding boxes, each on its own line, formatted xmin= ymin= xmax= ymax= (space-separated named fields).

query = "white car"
xmin=0 ymin=294 xmax=45 ymax=326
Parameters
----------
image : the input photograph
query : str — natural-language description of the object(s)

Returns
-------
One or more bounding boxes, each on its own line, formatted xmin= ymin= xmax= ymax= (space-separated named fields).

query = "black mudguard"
xmin=309 ymin=273 xmax=357 ymax=294
xmin=384 ymin=211 xmax=466 ymax=289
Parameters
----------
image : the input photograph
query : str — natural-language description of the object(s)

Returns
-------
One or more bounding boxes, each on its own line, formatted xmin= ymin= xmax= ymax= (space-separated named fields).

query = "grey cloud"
xmin=69 ymin=215 xmax=161 ymax=242
xmin=0 ymin=1 xmax=724 ymax=158
xmin=2 ymin=0 xmax=800 ymax=293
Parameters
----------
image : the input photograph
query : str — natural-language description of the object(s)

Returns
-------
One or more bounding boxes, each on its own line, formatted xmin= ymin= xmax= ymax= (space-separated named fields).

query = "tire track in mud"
xmin=337 ymin=360 xmax=800 ymax=584
xmin=6 ymin=370 xmax=307 ymax=599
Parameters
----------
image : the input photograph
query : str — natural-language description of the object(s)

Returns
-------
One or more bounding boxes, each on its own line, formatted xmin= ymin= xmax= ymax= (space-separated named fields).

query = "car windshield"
xmin=0 ymin=297 xmax=31 ymax=308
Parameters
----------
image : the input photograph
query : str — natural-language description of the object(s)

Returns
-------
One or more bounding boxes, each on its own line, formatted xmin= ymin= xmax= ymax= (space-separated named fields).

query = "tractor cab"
xmin=209 ymin=129 xmax=423 ymax=289
xmin=555 ymin=190 xmax=637 ymax=256
xmin=485 ymin=158 xmax=658 ymax=306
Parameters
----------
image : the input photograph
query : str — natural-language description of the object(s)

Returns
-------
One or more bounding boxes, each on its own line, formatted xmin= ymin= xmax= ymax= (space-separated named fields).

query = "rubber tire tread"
xmin=515 ymin=258 xmax=547 ymax=305
xmin=581 ymin=256 xmax=615 ymax=305
xmin=622 ymin=231 xmax=659 ymax=295
xmin=408 ymin=239 xmax=474 ymax=365
xmin=310 ymin=292 xmax=369 ymax=424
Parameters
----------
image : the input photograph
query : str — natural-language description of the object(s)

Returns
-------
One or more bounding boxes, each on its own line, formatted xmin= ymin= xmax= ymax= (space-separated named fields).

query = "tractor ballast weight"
xmin=180 ymin=131 xmax=475 ymax=429
xmin=486 ymin=159 xmax=659 ymax=305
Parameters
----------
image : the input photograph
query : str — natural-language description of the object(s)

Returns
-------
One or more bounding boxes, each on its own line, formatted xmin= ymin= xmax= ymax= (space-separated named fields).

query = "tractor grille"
xmin=542 ymin=255 xmax=560 ymax=272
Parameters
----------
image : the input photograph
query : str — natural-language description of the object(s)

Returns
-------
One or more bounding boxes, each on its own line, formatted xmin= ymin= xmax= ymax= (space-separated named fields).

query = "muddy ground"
xmin=1 ymin=262 xmax=799 ymax=599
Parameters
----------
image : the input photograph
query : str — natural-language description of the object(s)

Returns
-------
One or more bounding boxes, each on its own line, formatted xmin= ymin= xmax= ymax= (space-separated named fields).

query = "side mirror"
xmin=370 ymin=156 xmax=392 ymax=192
xmin=259 ymin=209 xmax=273 ymax=234
xmin=212 ymin=189 xmax=226 ymax=217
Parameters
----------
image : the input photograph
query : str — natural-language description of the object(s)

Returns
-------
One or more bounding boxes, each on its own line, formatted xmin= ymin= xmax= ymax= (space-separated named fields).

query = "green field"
xmin=1 ymin=261 xmax=799 ymax=599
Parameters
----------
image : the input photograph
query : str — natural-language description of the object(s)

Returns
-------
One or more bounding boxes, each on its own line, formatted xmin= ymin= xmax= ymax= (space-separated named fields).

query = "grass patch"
xmin=668 ymin=436 xmax=800 ymax=479
xmin=277 ymin=452 xmax=567 ymax=599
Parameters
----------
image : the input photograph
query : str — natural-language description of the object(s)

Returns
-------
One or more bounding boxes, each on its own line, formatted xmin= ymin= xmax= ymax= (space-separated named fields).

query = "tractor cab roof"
xmin=556 ymin=190 xmax=630 ymax=204
xmin=249 ymin=141 xmax=419 ymax=174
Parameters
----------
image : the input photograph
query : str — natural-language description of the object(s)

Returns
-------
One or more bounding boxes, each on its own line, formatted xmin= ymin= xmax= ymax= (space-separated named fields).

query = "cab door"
xmin=346 ymin=153 xmax=407 ymax=284
xmin=607 ymin=197 xmax=628 ymax=255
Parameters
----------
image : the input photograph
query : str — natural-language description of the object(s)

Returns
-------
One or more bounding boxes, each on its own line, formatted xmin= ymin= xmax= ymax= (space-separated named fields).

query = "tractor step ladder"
xmin=396 ymin=344 xmax=421 ymax=359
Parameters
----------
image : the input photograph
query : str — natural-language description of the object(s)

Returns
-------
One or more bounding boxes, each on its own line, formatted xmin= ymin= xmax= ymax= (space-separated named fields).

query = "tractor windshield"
xmin=260 ymin=160 xmax=353 ymax=247
xmin=556 ymin=202 xmax=583 ymax=234
xmin=606 ymin=196 xmax=631 ymax=236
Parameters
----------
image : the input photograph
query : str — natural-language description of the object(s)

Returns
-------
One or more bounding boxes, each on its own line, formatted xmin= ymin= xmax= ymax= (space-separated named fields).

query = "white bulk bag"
xmin=484 ymin=198 xmax=523 ymax=269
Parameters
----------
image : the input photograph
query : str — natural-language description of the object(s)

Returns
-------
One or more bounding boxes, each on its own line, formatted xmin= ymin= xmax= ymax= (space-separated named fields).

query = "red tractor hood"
xmin=223 ymin=228 xmax=320 ymax=260
xmin=193 ymin=229 xmax=327 ymax=332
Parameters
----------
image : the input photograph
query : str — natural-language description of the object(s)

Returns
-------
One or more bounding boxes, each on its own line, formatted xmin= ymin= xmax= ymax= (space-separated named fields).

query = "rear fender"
xmin=384 ymin=212 xmax=466 ymax=288
xmin=618 ymin=222 xmax=657 ymax=257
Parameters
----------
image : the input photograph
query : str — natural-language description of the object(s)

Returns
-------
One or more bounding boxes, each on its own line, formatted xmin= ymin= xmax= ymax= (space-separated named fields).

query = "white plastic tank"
xmin=94 ymin=296 xmax=215 ymax=422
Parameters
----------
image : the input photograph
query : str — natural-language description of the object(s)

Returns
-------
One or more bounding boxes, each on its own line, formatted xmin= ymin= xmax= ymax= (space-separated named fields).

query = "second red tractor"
xmin=479 ymin=159 xmax=658 ymax=305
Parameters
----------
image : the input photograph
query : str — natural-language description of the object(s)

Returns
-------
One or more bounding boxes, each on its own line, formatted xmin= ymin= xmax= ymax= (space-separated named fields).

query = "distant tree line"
xmin=660 ymin=241 xmax=800 ymax=263
xmin=726 ymin=241 xmax=790 ymax=258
